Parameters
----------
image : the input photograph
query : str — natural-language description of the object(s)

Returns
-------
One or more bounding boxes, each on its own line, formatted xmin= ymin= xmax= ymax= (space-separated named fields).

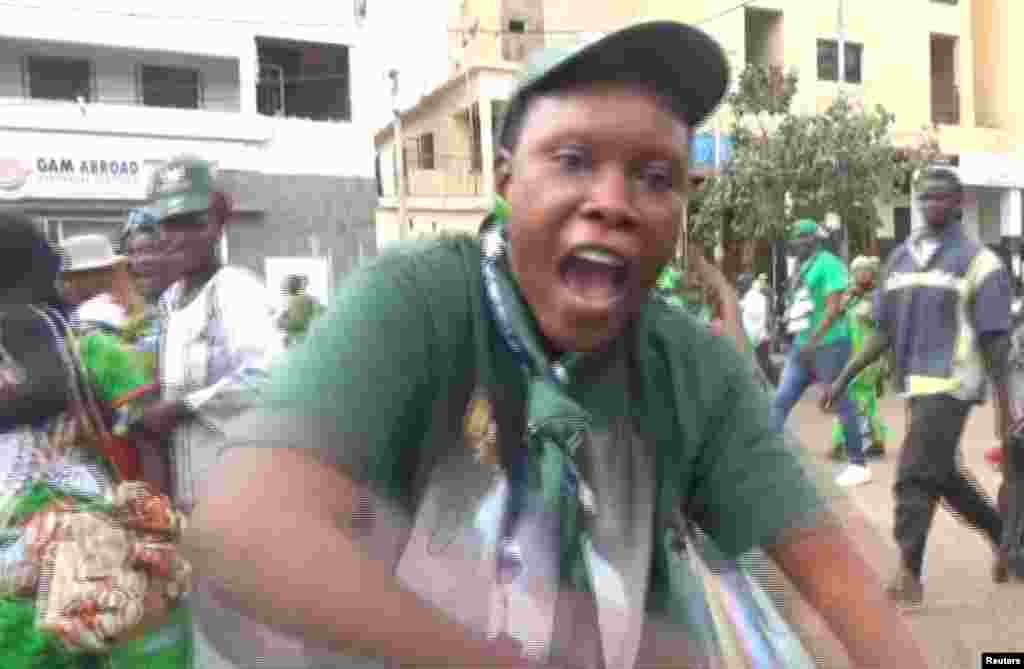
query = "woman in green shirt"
xmin=831 ymin=255 xmax=889 ymax=460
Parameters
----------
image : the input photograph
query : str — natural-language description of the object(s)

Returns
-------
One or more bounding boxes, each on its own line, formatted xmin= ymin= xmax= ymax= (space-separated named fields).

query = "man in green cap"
xmin=774 ymin=219 xmax=869 ymax=487
xmin=182 ymin=23 xmax=926 ymax=669
xmin=138 ymin=155 xmax=286 ymax=669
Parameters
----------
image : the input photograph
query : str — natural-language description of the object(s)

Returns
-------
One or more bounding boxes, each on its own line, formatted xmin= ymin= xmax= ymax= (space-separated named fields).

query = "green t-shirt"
xmin=241 ymin=237 xmax=823 ymax=563
xmin=78 ymin=330 xmax=149 ymax=404
xmin=790 ymin=250 xmax=850 ymax=347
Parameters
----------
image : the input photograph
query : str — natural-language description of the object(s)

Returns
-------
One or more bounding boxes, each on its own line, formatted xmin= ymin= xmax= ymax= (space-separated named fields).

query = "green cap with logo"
xmin=148 ymin=156 xmax=216 ymax=223
xmin=497 ymin=21 xmax=730 ymax=151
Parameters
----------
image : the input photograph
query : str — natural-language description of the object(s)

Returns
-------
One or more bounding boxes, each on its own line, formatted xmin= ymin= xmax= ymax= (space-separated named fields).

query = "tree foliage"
xmin=691 ymin=65 xmax=941 ymax=254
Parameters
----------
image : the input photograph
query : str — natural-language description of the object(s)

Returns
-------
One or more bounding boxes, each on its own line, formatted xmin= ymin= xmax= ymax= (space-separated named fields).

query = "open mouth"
xmin=559 ymin=246 xmax=631 ymax=308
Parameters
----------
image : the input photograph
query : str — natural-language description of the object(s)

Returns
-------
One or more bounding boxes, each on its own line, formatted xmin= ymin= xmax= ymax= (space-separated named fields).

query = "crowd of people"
xmin=0 ymin=156 xmax=328 ymax=667
xmin=0 ymin=18 xmax=1019 ymax=669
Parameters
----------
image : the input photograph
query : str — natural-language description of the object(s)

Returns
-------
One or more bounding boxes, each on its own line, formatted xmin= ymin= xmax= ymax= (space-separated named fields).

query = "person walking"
xmin=738 ymin=272 xmax=777 ymax=386
xmin=830 ymin=255 xmax=889 ymax=461
xmin=276 ymin=274 xmax=324 ymax=347
xmin=774 ymin=219 xmax=869 ymax=487
xmin=182 ymin=23 xmax=926 ymax=669
xmin=824 ymin=165 xmax=1011 ymax=605
xmin=136 ymin=156 xmax=284 ymax=669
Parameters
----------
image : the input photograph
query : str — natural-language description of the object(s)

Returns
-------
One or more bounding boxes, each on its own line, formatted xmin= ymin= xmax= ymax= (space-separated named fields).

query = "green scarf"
xmin=477 ymin=210 xmax=759 ymax=666
xmin=479 ymin=216 xmax=599 ymax=593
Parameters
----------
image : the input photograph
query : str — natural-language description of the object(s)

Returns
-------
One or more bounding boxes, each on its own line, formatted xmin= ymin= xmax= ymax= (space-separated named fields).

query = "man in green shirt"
xmin=181 ymin=22 xmax=926 ymax=669
xmin=774 ymin=220 xmax=869 ymax=487
xmin=276 ymin=274 xmax=325 ymax=347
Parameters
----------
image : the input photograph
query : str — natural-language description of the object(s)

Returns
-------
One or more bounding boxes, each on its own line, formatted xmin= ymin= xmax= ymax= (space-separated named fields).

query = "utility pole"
xmin=837 ymin=0 xmax=846 ymax=92
xmin=388 ymin=69 xmax=408 ymax=241
xmin=836 ymin=0 xmax=849 ymax=260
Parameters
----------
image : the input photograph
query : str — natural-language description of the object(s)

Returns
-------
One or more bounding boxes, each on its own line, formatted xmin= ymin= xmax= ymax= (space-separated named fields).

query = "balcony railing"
xmin=405 ymin=153 xmax=482 ymax=197
xmin=932 ymin=83 xmax=960 ymax=126
xmin=0 ymin=96 xmax=269 ymax=143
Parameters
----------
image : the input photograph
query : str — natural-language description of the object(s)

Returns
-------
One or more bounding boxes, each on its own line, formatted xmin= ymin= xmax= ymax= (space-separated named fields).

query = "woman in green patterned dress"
xmin=831 ymin=255 xmax=889 ymax=460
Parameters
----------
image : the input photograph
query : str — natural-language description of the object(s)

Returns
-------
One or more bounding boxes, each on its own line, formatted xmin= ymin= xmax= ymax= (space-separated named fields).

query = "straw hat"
xmin=61 ymin=234 xmax=125 ymax=273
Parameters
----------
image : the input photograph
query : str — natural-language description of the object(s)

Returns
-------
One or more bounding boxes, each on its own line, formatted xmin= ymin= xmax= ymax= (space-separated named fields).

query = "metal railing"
xmin=405 ymin=153 xmax=483 ymax=197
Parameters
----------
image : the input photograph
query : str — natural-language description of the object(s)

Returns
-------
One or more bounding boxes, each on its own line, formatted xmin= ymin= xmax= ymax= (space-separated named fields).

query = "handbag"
xmin=32 ymin=306 xmax=131 ymax=482
xmin=0 ymin=307 xmax=192 ymax=656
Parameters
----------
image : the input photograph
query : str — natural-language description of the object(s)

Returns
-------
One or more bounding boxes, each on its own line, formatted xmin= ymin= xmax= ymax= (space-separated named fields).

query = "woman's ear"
xmin=495 ymin=146 xmax=513 ymax=198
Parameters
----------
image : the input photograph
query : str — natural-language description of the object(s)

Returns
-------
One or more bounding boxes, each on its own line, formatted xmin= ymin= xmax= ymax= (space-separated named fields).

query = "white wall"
xmin=0 ymin=38 xmax=240 ymax=111
xmin=0 ymin=0 xmax=425 ymax=179
xmin=975 ymin=187 xmax=1003 ymax=244
xmin=1001 ymin=189 xmax=1021 ymax=237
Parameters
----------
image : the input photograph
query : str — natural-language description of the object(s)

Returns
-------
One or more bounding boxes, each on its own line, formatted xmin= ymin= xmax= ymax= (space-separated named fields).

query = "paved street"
xmin=781 ymin=389 xmax=1023 ymax=669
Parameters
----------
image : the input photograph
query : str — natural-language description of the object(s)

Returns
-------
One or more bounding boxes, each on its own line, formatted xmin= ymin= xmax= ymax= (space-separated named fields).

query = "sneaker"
xmin=835 ymin=465 xmax=872 ymax=487
xmin=865 ymin=443 xmax=886 ymax=459
xmin=885 ymin=568 xmax=924 ymax=607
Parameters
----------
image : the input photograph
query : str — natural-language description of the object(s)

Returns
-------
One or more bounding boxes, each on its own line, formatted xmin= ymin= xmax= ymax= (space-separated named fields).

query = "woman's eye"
xmin=555 ymin=148 xmax=590 ymax=174
xmin=638 ymin=165 xmax=674 ymax=193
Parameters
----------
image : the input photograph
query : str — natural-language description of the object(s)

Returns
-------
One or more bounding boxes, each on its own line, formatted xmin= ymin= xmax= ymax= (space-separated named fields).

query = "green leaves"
xmin=690 ymin=67 xmax=941 ymax=254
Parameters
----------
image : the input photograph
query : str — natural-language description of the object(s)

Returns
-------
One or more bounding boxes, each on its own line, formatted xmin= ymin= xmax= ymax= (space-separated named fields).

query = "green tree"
xmin=691 ymin=65 xmax=941 ymax=261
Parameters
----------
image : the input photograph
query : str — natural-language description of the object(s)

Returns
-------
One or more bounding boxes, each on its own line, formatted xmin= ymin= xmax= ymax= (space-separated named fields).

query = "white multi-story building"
xmin=0 ymin=0 xmax=429 ymax=291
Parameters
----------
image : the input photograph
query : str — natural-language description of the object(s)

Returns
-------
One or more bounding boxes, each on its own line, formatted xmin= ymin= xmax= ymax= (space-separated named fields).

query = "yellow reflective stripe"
xmin=965 ymin=248 xmax=1004 ymax=291
xmin=957 ymin=250 xmax=1005 ymax=363
xmin=905 ymin=375 xmax=960 ymax=396
xmin=884 ymin=271 xmax=966 ymax=294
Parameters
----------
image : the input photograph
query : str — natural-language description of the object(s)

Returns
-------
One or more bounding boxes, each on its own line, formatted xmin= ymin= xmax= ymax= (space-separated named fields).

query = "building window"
xmin=418 ymin=133 xmax=436 ymax=170
xmin=931 ymin=34 xmax=959 ymax=125
xmin=256 ymin=38 xmax=351 ymax=122
xmin=816 ymin=39 xmax=863 ymax=84
xmin=509 ymin=19 xmax=526 ymax=33
xmin=27 ymin=56 xmax=92 ymax=102
xmin=139 ymin=65 xmax=201 ymax=109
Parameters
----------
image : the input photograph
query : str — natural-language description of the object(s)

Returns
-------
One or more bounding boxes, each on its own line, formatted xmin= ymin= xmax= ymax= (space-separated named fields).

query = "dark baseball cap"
xmin=497 ymin=21 xmax=730 ymax=149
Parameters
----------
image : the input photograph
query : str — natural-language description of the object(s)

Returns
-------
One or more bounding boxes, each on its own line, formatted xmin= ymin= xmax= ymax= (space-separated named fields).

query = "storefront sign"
xmin=0 ymin=156 xmax=160 ymax=201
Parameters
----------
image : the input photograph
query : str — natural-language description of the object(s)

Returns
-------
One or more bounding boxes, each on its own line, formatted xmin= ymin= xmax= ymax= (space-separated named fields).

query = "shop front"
xmin=0 ymin=154 xmax=163 ymax=247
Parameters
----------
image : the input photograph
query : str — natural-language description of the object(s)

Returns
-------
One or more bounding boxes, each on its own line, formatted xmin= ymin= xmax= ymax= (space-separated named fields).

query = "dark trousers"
xmin=894 ymin=394 xmax=1003 ymax=578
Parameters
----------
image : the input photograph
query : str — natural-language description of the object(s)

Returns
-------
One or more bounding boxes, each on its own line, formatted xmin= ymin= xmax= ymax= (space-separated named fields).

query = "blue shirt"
xmin=875 ymin=223 xmax=1011 ymax=401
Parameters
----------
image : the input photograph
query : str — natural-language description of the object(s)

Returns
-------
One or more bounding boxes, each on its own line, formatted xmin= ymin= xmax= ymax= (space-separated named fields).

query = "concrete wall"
xmin=220 ymin=170 xmax=376 ymax=277
xmin=0 ymin=0 xmax=383 ymax=179
xmin=450 ymin=0 xmax=639 ymax=69
xmin=375 ymin=67 xmax=518 ymax=203
xmin=0 ymin=38 xmax=240 ymax=112
xmin=376 ymin=206 xmax=487 ymax=250
xmin=972 ymin=0 xmax=1024 ymax=141
xmin=640 ymin=0 xmax=1006 ymax=154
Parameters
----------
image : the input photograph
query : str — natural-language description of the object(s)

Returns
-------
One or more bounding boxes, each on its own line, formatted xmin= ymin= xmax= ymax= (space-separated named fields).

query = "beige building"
xmin=374 ymin=0 xmax=638 ymax=247
xmin=377 ymin=0 xmax=1024 ymax=276
xmin=640 ymin=0 xmax=1024 ymax=269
